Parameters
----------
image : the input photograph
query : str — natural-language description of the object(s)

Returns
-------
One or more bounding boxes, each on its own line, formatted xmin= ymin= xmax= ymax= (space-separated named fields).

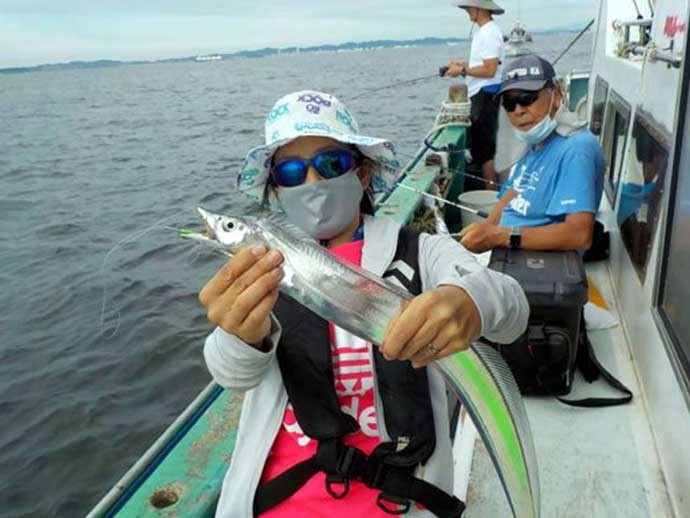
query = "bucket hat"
xmin=237 ymin=90 xmax=400 ymax=203
xmin=450 ymin=0 xmax=505 ymax=15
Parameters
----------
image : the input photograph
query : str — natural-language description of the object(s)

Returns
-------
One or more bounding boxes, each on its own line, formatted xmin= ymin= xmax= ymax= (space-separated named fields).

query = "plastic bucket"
xmin=458 ymin=190 xmax=498 ymax=227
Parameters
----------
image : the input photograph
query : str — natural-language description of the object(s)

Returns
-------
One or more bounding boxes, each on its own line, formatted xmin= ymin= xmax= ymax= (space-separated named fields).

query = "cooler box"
xmin=488 ymin=249 xmax=589 ymax=393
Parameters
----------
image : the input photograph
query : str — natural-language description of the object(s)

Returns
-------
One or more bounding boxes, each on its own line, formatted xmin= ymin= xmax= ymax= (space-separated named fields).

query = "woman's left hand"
xmin=380 ymin=286 xmax=481 ymax=368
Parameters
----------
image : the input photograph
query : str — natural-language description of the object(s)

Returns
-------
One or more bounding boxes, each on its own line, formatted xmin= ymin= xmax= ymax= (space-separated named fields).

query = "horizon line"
xmin=1 ymin=24 xmax=590 ymax=73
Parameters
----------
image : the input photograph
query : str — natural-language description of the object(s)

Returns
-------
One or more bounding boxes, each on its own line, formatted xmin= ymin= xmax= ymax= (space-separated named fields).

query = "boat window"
xmin=600 ymin=91 xmax=631 ymax=203
xmin=617 ymin=112 xmax=669 ymax=282
xmin=589 ymin=76 xmax=608 ymax=137
xmin=658 ymin=64 xmax=690 ymax=386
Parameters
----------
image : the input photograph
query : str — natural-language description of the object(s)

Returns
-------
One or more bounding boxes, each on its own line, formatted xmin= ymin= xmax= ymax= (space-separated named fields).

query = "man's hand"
xmin=458 ymin=221 xmax=510 ymax=253
xmin=380 ymin=286 xmax=481 ymax=368
xmin=445 ymin=63 xmax=467 ymax=78
xmin=199 ymin=246 xmax=284 ymax=347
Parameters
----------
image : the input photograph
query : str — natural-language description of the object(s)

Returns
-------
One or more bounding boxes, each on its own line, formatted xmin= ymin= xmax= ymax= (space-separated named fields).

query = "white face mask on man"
xmin=277 ymin=170 xmax=363 ymax=240
xmin=512 ymin=90 xmax=558 ymax=145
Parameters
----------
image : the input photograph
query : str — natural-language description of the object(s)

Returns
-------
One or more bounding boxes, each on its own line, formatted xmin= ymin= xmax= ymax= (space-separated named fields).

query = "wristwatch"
xmin=509 ymin=227 xmax=522 ymax=249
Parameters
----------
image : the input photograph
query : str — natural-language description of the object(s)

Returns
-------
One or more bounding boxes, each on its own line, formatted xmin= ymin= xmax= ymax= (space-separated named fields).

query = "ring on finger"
xmin=426 ymin=343 xmax=439 ymax=356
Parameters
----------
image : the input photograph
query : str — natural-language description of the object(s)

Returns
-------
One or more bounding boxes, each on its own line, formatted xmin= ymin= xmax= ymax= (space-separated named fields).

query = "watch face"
xmin=510 ymin=230 xmax=521 ymax=249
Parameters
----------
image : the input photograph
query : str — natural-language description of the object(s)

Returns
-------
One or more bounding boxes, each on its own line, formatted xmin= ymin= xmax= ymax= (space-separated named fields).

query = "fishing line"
xmin=99 ymin=216 xmax=184 ymax=339
xmin=344 ymin=73 xmax=440 ymax=102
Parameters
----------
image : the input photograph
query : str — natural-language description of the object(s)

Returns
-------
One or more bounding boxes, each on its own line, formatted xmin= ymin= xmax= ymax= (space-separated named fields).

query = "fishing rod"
xmin=395 ymin=148 xmax=505 ymax=189
xmin=553 ymin=19 xmax=595 ymax=65
xmin=349 ymin=17 xmax=594 ymax=101
xmin=448 ymin=169 xmax=503 ymax=189
xmin=396 ymin=183 xmax=491 ymax=219
xmin=345 ymin=73 xmax=440 ymax=101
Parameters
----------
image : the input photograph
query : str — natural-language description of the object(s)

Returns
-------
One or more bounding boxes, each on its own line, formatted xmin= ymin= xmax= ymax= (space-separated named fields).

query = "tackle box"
xmin=488 ymin=248 xmax=589 ymax=393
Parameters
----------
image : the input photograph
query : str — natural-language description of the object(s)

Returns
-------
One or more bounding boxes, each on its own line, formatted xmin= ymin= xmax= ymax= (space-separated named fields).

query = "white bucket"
xmin=458 ymin=190 xmax=498 ymax=227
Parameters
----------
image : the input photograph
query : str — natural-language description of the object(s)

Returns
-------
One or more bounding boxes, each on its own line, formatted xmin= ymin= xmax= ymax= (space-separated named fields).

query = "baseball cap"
xmin=497 ymin=55 xmax=556 ymax=95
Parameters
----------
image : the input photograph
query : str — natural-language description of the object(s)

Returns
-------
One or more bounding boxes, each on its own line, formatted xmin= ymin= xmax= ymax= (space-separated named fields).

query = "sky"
xmin=0 ymin=0 xmax=597 ymax=68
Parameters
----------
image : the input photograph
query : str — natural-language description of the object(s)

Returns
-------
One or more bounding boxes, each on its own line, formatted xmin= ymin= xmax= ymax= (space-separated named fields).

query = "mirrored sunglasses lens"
xmin=274 ymin=160 xmax=307 ymax=187
xmin=313 ymin=150 xmax=356 ymax=179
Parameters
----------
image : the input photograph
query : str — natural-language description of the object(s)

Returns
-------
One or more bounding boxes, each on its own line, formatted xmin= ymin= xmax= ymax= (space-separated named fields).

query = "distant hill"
xmin=0 ymin=27 xmax=588 ymax=74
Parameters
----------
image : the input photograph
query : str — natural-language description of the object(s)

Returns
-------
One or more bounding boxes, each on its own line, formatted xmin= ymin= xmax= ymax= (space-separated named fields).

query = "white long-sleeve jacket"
xmin=204 ymin=215 xmax=529 ymax=517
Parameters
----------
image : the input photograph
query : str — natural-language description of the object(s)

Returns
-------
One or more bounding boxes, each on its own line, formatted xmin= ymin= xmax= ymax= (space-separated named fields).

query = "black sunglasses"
xmin=501 ymin=90 xmax=542 ymax=112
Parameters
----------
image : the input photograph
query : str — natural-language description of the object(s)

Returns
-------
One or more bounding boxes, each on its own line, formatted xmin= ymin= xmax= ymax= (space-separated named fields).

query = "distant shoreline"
xmin=0 ymin=28 xmax=586 ymax=74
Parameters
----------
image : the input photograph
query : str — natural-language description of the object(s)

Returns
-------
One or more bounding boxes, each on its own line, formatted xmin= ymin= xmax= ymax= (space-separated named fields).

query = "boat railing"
xmin=630 ymin=42 xmax=684 ymax=68
xmin=612 ymin=18 xmax=653 ymax=53
xmin=612 ymin=17 xmax=683 ymax=68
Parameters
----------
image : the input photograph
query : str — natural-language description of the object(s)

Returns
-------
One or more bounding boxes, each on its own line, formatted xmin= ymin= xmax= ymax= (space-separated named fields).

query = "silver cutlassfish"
xmin=182 ymin=207 xmax=540 ymax=518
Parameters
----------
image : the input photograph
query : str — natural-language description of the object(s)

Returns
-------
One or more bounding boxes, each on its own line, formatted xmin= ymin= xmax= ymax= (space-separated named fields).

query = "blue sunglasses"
xmin=271 ymin=148 xmax=360 ymax=188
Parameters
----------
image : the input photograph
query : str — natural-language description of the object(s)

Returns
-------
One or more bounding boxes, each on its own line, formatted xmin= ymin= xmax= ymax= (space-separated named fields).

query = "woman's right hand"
xmin=199 ymin=245 xmax=284 ymax=348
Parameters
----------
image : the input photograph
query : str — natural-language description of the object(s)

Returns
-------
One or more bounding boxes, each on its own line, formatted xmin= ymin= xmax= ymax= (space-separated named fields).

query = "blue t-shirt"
xmin=500 ymin=130 xmax=605 ymax=228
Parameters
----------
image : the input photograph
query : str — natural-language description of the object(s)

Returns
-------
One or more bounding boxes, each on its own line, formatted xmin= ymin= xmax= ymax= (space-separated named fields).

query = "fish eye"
xmin=223 ymin=220 xmax=235 ymax=231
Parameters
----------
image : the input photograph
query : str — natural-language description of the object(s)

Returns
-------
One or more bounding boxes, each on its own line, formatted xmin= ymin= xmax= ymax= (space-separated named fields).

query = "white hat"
xmin=237 ymin=90 xmax=400 ymax=203
xmin=450 ymin=0 xmax=505 ymax=15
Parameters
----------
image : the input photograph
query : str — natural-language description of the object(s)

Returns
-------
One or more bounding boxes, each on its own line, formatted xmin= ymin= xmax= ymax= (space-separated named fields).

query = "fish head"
xmin=196 ymin=207 xmax=255 ymax=251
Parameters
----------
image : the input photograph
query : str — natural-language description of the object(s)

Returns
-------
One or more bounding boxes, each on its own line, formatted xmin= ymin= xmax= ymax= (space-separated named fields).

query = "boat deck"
xmin=463 ymin=260 xmax=675 ymax=517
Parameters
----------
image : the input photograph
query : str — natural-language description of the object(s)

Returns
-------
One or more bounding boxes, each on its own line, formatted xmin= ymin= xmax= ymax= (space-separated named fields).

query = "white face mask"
xmin=277 ymin=170 xmax=363 ymax=240
xmin=512 ymin=89 xmax=557 ymax=145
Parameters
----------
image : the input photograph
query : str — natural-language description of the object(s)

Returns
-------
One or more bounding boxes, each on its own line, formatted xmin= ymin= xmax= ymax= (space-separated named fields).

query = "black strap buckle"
xmin=335 ymin=445 xmax=357 ymax=475
xmin=324 ymin=445 xmax=368 ymax=499
xmin=363 ymin=458 xmax=387 ymax=489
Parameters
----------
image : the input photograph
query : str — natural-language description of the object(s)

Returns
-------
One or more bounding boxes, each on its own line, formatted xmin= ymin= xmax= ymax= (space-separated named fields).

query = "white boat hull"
xmin=505 ymin=42 xmax=532 ymax=57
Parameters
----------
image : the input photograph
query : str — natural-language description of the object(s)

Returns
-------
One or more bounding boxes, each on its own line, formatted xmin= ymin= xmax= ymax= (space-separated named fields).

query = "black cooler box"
xmin=488 ymin=249 xmax=589 ymax=395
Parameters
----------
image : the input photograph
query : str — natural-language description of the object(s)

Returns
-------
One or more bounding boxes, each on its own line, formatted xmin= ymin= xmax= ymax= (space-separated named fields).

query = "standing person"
xmin=199 ymin=90 xmax=529 ymax=517
xmin=445 ymin=0 xmax=505 ymax=188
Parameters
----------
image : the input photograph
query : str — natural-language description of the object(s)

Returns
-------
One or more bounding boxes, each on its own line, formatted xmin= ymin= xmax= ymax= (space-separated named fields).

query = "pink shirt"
xmin=259 ymin=239 xmax=390 ymax=517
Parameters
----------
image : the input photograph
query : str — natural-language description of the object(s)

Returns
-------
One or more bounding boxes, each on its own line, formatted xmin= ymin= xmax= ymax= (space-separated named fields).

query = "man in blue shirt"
xmin=459 ymin=55 xmax=605 ymax=252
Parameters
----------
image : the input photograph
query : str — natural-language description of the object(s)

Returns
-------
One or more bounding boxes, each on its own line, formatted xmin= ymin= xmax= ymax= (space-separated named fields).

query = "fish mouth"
xmin=196 ymin=207 xmax=217 ymax=239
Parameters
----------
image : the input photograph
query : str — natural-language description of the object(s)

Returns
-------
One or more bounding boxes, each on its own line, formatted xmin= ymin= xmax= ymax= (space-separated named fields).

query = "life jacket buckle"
xmin=335 ymin=445 xmax=357 ymax=475
xmin=363 ymin=458 xmax=387 ymax=489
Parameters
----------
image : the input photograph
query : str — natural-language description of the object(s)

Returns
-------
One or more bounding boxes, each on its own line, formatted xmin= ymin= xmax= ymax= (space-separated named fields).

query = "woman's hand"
xmin=199 ymin=245 xmax=284 ymax=348
xmin=458 ymin=221 xmax=510 ymax=253
xmin=380 ymin=286 xmax=481 ymax=368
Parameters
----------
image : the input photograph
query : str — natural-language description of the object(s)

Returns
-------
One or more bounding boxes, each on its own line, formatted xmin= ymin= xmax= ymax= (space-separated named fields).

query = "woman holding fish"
xmin=198 ymin=91 xmax=530 ymax=517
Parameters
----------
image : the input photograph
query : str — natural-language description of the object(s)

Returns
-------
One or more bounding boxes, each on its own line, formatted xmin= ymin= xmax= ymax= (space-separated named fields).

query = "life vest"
xmin=253 ymin=228 xmax=465 ymax=517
